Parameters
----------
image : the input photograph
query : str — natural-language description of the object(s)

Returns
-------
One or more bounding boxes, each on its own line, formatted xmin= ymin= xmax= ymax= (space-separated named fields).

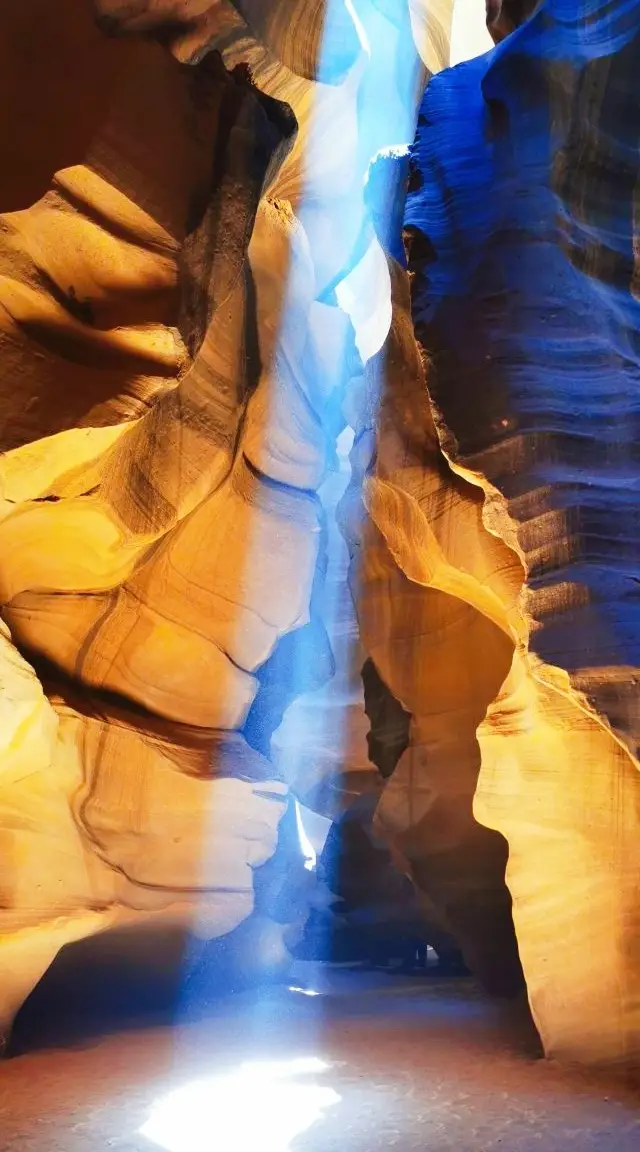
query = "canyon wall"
xmin=0 ymin=0 xmax=451 ymax=1051
xmin=0 ymin=0 xmax=639 ymax=1082
xmin=400 ymin=0 xmax=640 ymax=1075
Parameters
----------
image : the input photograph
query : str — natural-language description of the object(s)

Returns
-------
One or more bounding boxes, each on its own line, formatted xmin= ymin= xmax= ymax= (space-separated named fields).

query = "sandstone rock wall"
xmin=1 ymin=0 xmax=638 ymax=1083
xmin=0 ymin=0 xmax=452 ymax=1049
xmin=402 ymin=0 xmax=640 ymax=1075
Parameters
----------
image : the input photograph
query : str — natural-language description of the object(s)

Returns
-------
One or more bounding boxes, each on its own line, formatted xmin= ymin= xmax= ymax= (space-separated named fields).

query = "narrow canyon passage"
xmin=1 ymin=961 xmax=639 ymax=1151
xmin=2 ymin=0 xmax=640 ymax=1132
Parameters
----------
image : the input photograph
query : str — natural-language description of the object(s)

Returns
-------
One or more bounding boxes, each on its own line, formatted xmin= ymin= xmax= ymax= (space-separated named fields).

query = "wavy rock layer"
xmin=404 ymin=0 xmax=640 ymax=1074
xmin=342 ymin=252 xmax=524 ymax=998
xmin=0 ymin=0 xmax=453 ymax=1047
xmin=0 ymin=38 xmax=298 ymax=1041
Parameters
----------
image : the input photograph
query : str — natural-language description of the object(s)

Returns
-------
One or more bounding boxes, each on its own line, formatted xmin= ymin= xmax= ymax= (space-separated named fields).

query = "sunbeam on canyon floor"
xmin=4 ymin=967 xmax=640 ymax=1151
xmin=140 ymin=1057 xmax=341 ymax=1152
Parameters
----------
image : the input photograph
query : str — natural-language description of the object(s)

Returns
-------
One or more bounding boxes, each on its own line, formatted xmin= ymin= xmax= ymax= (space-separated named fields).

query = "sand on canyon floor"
xmin=1 ymin=947 xmax=638 ymax=1152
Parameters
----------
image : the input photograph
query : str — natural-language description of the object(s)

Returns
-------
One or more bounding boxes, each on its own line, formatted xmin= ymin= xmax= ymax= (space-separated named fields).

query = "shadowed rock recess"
xmin=0 ymin=0 xmax=638 ymax=1082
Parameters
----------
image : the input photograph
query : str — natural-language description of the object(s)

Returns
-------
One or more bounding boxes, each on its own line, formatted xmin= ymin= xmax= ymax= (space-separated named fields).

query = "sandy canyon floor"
xmin=1 ymin=955 xmax=639 ymax=1151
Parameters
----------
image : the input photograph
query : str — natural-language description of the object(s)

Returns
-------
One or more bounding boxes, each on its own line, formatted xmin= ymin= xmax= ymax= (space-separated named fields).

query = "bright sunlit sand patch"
xmin=140 ymin=1058 xmax=341 ymax=1152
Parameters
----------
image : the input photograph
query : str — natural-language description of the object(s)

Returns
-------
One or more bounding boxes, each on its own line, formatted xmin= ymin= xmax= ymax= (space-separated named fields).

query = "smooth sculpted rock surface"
xmin=2 ymin=0 xmax=639 ymax=1085
xmin=0 ymin=0 xmax=453 ymax=1051
xmin=341 ymin=246 xmax=525 ymax=1001
xmin=0 ymin=38 xmax=298 ymax=1050
xmin=402 ymin=0 xmax=640 ymax=1076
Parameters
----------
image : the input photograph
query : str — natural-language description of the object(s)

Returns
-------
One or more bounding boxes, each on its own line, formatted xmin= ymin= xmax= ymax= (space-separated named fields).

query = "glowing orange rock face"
xmin=399 ymin=0 xmax=640 ymax=1079
xmin=3 ymin=0 xmax=638 ymax=1086
xmin=0 ymin=0 xmax=457 ymax=1053
xmin=0 ymin=20 xmax=300 ymax=1046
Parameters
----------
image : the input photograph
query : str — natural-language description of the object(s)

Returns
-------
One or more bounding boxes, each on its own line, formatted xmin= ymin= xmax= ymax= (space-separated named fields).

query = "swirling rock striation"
xmin=341 ymin=240 xmax=525 ymax=999
xmin=0 ymin=35 xmax=300 ymax=1046
xmin=405 ymin=0 xmax=640 ymax=1075
xmin=0 ymin=0 xmax=453 ymax=1050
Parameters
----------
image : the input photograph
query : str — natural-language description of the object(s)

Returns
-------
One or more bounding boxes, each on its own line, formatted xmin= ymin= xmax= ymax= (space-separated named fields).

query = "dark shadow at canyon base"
xmin=11 ymin=922 xmax=542 ymax=1064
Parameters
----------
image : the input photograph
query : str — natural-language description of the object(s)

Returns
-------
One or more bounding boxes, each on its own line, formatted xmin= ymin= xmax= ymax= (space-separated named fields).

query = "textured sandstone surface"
xmin=0 ymin=0 xmax=453 ymax=1052
xmin=0 ymin=0 xmax=639 ymax=1084
xmin=401 ymin=0 xmax=640 ymax=1074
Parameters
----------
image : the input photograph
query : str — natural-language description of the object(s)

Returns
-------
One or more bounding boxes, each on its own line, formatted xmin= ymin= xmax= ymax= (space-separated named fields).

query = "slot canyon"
xmin=0 ymin=0 xmax=639 ymax=1147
